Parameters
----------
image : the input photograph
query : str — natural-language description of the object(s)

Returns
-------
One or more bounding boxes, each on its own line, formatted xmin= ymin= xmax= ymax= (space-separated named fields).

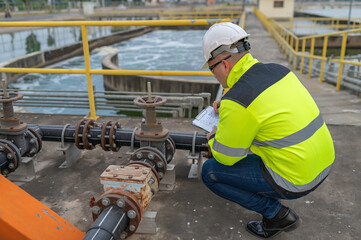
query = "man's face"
xmin=207 ymin=54 xmax=230 ymax=88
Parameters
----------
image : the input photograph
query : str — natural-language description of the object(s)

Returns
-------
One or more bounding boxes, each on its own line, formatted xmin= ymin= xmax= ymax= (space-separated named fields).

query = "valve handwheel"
xmin=0 ymin=92 xmax=23 ymax=103
xmin=133 ymin=95 xmax=166 ymax=108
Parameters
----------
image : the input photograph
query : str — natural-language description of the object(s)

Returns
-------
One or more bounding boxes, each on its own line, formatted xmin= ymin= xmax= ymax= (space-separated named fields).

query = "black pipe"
xmin=29 ymin=125 xmax=209 ymax=152
xmin=83 ymin=205 xmax=129 ymax=240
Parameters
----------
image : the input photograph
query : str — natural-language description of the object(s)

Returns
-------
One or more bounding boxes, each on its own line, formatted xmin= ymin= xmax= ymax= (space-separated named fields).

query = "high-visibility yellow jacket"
xmin=208 ymin=53 xmax=335 ymax=196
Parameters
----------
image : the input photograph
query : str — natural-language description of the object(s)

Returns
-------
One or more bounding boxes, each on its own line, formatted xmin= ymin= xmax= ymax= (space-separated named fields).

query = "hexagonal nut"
xmin=116 ymin=199 xmax=125 ymax=208
xmin=92 ymin=206 xmax=101 ymax=215
xmin=101 ymin=197 xmax=110 ymax=206
xmin=127 ymin=210 xmax=137 ymax=219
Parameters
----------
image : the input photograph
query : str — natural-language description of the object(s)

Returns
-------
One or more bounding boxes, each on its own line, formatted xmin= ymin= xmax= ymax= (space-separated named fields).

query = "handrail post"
xmin=319 ymin=36 xmax=328 ymax=83
xmin=308 ymin=37 xmax=315 ymax=78
xmin=300 ymin=39 xmax=306 ymax=74
xmin=293 ymin=39 xmax=299 ymax=70
xmin=81 ymin=25 xmax=98 ymax=120
xmin=336 ymin=32 xmax=348 ymax=90
xmin=282 ymin=30 xmax=286 ymax=52
xmin=289 ymin=36 xmax=294 ymax=64
xmin=285 ymin=32 xmax=290 ymax=56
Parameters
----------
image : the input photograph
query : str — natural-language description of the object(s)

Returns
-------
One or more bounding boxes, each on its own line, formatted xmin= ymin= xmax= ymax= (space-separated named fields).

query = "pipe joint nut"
xmin=127 ymin=210 xmax=137 ymax=219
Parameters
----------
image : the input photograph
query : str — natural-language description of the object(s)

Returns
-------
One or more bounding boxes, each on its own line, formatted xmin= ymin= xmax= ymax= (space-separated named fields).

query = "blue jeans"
xmin=202 ymin=155 xmax=301 ymax=219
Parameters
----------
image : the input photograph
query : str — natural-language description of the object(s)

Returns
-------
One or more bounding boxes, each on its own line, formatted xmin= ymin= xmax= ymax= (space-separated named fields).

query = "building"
xmin=258 ymin=0 xmax=295 ymax=18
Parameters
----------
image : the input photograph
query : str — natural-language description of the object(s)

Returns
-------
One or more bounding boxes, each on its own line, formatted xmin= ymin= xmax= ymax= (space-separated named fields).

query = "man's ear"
xmin=223 ymin=58 xmax=232 ymax=74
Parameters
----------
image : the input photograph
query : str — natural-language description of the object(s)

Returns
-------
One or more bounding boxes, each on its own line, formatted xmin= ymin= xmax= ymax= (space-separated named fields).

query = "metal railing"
xmin=159 ymin=10 xmax=243 ymax=20
xmin=254 ymin=7 xmax=361 ymax=93
xmin=287 ymin=17 xmax=361 ymax=31
xmin=0 ymin=19 xmax=233 ymax=119
xmin=5 ymin=89 xmax=211 ymax=118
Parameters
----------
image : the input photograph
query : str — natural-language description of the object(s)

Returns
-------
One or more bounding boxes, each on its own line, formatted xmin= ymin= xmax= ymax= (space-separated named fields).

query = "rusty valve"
xmin=92 ymin=163 xmax=160 ymax=238
xmin=133 ymin=95 xmax=167 ymax=108
xmin=0 ymin=91 xmax=27 ymax=131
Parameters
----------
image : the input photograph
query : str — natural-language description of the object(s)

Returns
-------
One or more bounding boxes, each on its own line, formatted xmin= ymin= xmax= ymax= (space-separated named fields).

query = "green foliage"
xmin=25 ymin=32 xmax=41 ymax=53
xmin=47 ymin=33 xmax=55 ymax=47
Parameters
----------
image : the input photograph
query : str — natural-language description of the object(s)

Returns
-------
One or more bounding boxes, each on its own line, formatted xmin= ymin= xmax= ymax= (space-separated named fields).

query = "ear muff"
xmin=236 ymin=41 xmax=251 ymax=53
xmin=243 ymin=41 xmax=251 ymax=51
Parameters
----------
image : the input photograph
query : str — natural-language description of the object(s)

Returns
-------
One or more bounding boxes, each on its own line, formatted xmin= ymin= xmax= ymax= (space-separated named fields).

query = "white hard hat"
xmin=201 ymin=22 xmax=250 ymax=69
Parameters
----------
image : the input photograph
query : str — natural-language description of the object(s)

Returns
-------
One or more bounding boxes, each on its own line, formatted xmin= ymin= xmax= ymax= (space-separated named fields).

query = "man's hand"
xmin=206 ymin=126 xmax=217 ymax=140
xmin=212 ymin=100 xmax=221 ymax=114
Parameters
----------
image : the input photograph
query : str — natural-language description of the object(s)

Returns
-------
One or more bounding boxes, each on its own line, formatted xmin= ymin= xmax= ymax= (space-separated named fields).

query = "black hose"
xmin=83 ymin=205 xmax=129 ymax=240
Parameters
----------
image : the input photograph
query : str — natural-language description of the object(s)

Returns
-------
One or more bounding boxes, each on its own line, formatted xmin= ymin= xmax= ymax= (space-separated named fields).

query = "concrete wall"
xmin=102 ymin=53 xmax=220 ymax=101
xmin=1 ymin=27 xmax=153 ymax=83
xmin=259 ymin=0 xmax=294 ymax=18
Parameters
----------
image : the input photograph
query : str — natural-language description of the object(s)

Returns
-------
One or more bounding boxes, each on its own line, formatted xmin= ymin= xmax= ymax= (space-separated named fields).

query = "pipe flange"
xmin=129 ymin=147 xmax=167 ymax=179
xmin=101 ymin=121 xmax=121 ymax=152
xmin=25 ymin=130 xmax=40 ymax=157
xmin=133 ymin=95 xmax=167 ymax=108
xmin=75 ymin=120 xmax=87 ymax=149
xmin=82 ymin=120 xmax=97 ymax=150
xmin=126 ymin=160 xmax=160 ymax=184
xmin=92 ymin=189 xmax=142 ymax=238
xmin=28 ymin=127 xmax=42 ymax=152
xmin=0 ymin=139 xmax=20 ymax=175
xmin=100 ymin=121 xmax=112 ymax=151
xmin=109 ymin=121 xmax=121 ymax=152
xmin=165 ymin=137 xmax=176 ymax=163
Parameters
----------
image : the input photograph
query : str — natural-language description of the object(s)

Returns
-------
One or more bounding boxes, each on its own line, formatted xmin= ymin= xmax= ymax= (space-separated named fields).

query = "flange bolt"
xmin=0 ymin=146 xmax=4 ymax=151
xmin=136 ymin=152 xmax=143 ymax=159
xmin=116 ymin=199 xmax=125 ymax=208
xmin=120 ymin=232 xmax=127 ymax=239
xmin=148 ymin=177 xmax=155 ymax=185
xmin=129 ymin=225 xmax=136 ymax=232
xmin=8 ymin=163 xmax=14 ymax=169
xmin=92 ymin=206 xmax=101 ymax=215
xmin=148 ymin=153 xmax=155 ymax=160
xmin=127 ymin=210 xmax=137 ymax=219
xmin=6 ymin=153 xmax=13 ymax=159
xmin=2 ymin=169 xmax=9 ymax=176
xmin=101 ymin=197 xmax=110 ymax=206
xmin=156 ymin=162 xmax=163 ymax=169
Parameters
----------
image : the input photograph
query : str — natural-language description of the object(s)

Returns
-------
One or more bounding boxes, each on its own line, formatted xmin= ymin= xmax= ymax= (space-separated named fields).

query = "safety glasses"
xmin=209 ymin=55 xmax=231 ymax=73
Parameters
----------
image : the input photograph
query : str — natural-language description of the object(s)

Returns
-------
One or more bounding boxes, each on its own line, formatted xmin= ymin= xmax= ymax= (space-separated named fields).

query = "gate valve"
xmin=0 ymin=80 xmax=27 ymax=132
xmin=133 ymin=82 xmax=169 ymax=141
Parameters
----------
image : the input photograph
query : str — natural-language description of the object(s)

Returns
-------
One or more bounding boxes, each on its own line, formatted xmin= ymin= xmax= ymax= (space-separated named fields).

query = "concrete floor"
xmin=6 ymin=10 xmax=361 ymax=240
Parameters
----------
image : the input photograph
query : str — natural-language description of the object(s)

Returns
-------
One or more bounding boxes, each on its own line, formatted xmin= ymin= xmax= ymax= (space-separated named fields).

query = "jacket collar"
xmin=227 ymin=53 xmax=259 ymax=88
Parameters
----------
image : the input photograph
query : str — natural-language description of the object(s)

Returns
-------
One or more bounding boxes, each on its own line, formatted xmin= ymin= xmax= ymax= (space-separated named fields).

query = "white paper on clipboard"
xmin=192 ymin=106 xmax=220 ymax=132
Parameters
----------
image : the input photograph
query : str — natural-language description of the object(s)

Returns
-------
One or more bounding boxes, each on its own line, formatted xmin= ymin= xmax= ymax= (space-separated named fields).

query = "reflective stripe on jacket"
xmin=208 ymin=53 xmax=335 ymax=196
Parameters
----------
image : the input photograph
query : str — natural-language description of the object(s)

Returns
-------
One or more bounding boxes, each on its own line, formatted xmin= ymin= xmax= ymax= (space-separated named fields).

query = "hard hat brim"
xmin=201 ymin=61 xmax=209 ymax=70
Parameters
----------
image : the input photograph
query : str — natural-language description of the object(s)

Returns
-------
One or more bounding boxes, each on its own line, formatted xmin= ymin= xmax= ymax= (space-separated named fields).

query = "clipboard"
xmin=191 ymin=106 xmax=220 ymax=133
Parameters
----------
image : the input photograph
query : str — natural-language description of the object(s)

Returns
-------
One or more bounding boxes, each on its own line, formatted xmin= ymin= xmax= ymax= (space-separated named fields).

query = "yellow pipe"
xmin=336 ymin=33 xmax=348 ymax=91
xmin=0 ymin=68 xmax=214 ymax=76
xmin=319 ymin=36 xmax=328 ymax=83
xmin=0 ymin=68 xmax=86 ymax=74
xmin=293 ymin=39 xmax=299 ymax=70
xmin=300 ymin=39 xmax=306 ymax=74
xmin=0 ymin=19 xmax=231 ymax=27
xmin=81 ymin=25 xmax=98 ymax=120
xmin=308 ymin=37 xmax=315 ymax=78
